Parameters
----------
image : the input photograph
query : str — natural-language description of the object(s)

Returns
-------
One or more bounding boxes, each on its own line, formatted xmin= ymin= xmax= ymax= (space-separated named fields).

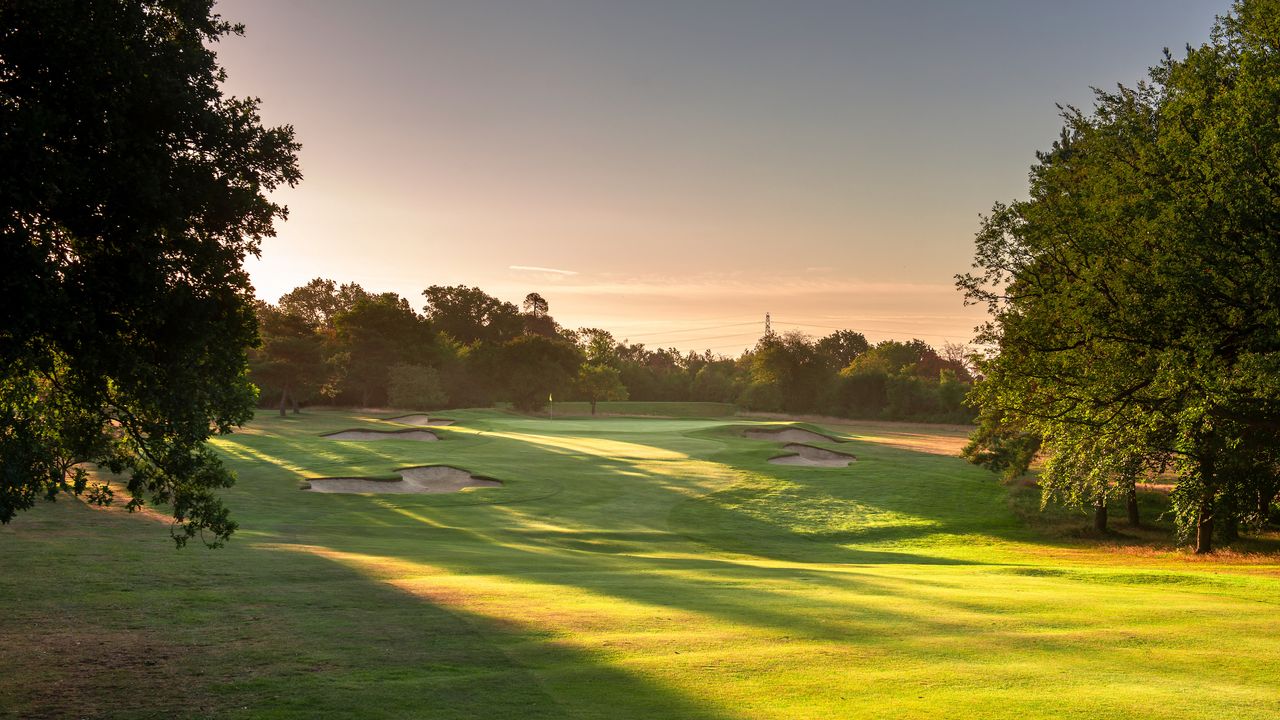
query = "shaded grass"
xmin=2 ymin=408 xmax=1279 ymax=718
xmin=1003 ymin=472 xmax=1280 ymax=556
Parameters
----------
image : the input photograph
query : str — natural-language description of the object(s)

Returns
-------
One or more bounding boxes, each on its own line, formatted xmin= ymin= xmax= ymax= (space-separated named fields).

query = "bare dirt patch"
xmin=769 ymin=443 xmax=856 ymax=467
xmin=323 ymin=429 xmax=438 ymax=441
xmin=305 ymin=466 xmax=501 ymax=494
xmin=388 ymin=414 xmax=455 ymax=426
xmin=744 ymin=427 xmax=840 ymax=444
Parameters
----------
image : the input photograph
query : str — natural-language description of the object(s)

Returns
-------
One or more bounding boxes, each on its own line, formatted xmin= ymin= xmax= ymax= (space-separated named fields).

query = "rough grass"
xmin=2 ymin=408 xmax=1278 ymax=719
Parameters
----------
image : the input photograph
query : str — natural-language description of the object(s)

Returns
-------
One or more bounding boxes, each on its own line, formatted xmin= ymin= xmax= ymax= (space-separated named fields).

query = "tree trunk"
xmin=1194 ymin=451 xmax=1216 ymax=554
xmin=1126 ymin=485 xmax=1140 ymax=527
xmin=1093 ymin=500 xmax=1108 ymax=533
xmin=278 ymin=387 xmax=288 ymax=417
xmin=1195 ymin=506 xmax=1214 ymax=554
xmin=291 ymin=395 xmax=301 ymax=414
xmin=590 ymin=399 xmax=597 ymax=416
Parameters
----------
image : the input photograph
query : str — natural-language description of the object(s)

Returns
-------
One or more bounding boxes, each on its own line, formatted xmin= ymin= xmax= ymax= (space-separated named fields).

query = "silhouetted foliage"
xmin=0 ymin=0 xmax=300 ymax=545
xmin=277 ymin=278 xmax=371 ymax=329
xmin=422 ymin=285 xmax=523 ymax=345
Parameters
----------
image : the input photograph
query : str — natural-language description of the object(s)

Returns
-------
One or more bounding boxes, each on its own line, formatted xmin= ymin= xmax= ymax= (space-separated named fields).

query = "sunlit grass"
xmin=2 ymin=407 xmax=1278 ymax=718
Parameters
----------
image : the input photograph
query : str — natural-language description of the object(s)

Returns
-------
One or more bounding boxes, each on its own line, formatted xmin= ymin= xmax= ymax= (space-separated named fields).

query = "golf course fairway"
xmin=2 ymin=408 xmax=1278 ymax=719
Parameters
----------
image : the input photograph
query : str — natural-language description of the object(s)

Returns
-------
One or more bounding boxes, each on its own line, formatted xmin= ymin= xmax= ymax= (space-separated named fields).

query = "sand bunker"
xmin=305 ymin=466 xmax=501 ymax=494
xmin=769 ymin=443 xmax=856 ymax=467
xmin=388 ymin=414 xmax=455 ymax=426
xmin=744 ymin=427 xmax=840 ymax=444
xmin=323 ymin=429 xmax=438 ymax=441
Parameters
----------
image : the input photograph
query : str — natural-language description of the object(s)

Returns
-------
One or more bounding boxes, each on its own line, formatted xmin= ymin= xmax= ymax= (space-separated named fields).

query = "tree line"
xmin=250 ymin=279 xmax=976 ymax=423
xmin=960 ymin=0 xmax=1280 ymax=553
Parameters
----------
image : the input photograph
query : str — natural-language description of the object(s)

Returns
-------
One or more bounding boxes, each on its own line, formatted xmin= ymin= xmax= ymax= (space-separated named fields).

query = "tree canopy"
xmin=575 ymin=364 xmax=629 ymax=415
xmin=422 ymin=285 xmax=523 ymax=345
xmin=959 ymin=0 xmax=1280 ymax=552
xmin=0 ymin=1 xmax=300 ymax=545
xmin=250 ymin=303 xmax=327 ymax=416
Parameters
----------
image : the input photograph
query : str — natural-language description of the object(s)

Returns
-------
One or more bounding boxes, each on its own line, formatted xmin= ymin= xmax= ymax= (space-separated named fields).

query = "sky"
xmin=215 ymin=0 xmax=1222 ymax=354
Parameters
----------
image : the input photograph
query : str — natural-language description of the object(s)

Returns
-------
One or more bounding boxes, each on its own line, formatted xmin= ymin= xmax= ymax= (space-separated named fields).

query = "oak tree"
xmin=960 ymin=0 xmax=1280 ymax=552
xmin=0 ymin=0 xmax=301 ymax=545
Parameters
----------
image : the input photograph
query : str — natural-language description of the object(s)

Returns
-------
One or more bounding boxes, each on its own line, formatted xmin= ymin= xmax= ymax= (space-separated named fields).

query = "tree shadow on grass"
xmin=0 ymin=500 xmax=734 ymax=720
xmin=16 ymin=414 xmax=1280 ymax=719
xmin=282 ymin=524 xmax=1280 ymax=714
xmin=221 ymin=417 xmax=1280 ymax=665
xmin=471 ymin=432 xmax=1011 ymax=563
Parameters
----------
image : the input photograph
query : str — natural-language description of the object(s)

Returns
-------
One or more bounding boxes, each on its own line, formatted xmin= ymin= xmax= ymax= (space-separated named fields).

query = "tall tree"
xmin=497 ymin=335 xmax=583 ymax=411
xmin=523 ymin=292 xmax=549 ymax=318
xmin=250 ymin=304 xmax=327 ymax=416
xmin=690 ymin=365 xmax=739 ymax=403
xmin=277 ymin=279 xmax=370 ymax=330
xmin=422 ymin=285 xmax=523 ymax=345
xmin=332 ymin=294 xmax=429 ymax=407
xmin=521 ymin=292 xmax=559 ymax=338
xmin=0 ymin=1 xmax=300 ymax=545
xmin=575 ymin=364 xmax=629 ymax=415
xmin=750 ymin=331 xmax=829 ymax=413
xmin=959 ymin=0 xmax=1280 ymax=552
xmin=816 ymin=330 xmax=870 ymax=370
xmin=577 ymin=328 xmax=619 ymax=367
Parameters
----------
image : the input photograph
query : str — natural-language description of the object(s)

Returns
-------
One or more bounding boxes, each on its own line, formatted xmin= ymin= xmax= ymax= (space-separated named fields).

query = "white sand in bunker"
xmin=306 ymin=466 xmax=501 ymax=494
xmin=323 ymin=429 xmax=438 ymax=441
xmin=769 ymin=443 xmax=856 ymax=467
xmin=744 ymin=427 xmax=839 ymax=444
xmin=388 ymin=414 xmax=455 ymax=426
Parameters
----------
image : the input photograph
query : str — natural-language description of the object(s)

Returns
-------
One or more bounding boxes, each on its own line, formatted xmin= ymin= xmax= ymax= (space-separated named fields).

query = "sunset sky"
xmin=216 ymin=0 xmax=1220 ymax=354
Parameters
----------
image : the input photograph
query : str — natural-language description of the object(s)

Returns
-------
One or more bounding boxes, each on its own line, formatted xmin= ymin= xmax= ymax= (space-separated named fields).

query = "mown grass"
xmin=528 ymin=400 xmax=738 ymax=418
xmin=2 ymin=407 xmax=1278 ymax=719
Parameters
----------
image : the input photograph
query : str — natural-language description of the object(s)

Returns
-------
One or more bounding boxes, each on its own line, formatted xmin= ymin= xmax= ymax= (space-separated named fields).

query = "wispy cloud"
xmin=509 ymin=265 xmax=578 ymax=276
xmin=545 ymin=272 xmax=956 ymax=297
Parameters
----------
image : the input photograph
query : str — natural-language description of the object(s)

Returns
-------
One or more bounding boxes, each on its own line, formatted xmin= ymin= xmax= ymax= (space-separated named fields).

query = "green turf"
xmin=2 ymin=408 xmax=1278 ymax=719
xmin=530 ymin=400 xmax=738 ymax=418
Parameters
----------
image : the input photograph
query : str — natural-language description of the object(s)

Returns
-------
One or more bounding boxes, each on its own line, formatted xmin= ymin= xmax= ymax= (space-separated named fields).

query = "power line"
xmin=772 ymin=320 xmax=971 ymax=342
xmin=625 ymin=330 xmax=763 ymax=346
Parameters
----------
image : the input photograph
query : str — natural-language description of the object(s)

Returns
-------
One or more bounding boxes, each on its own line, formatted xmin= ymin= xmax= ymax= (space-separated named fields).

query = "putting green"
xmin=1 ymin=408 xmax=1277 ymax=719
